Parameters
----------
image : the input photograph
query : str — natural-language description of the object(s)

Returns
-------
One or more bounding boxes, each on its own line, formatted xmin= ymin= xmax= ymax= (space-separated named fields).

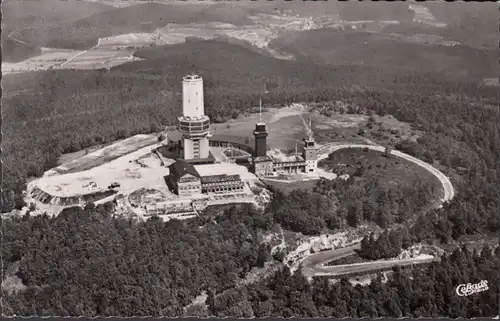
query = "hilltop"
xmin=3 ymin=39 xmax=497 ymax=213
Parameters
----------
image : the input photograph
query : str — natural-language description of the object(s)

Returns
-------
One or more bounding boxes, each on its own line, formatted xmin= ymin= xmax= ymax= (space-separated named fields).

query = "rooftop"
xmin=178 ymin=115 xmax=210 ymax=121
xmin=183 ymin=74 xmax=202 ymax=81
xmin=210 ymin=134 xmax=254 ymax=145
xmin=169 ymin=160 xmax=200 ymax=178
xmin=254 ymin=156 xmax=273 ymax=163
xmin=193 ymin=163 xmax=249 ymax=178
xmin=200 ymin=174 xmax=241 ymax=184
xmin=270 ymin=154 xmax=304 ymax=162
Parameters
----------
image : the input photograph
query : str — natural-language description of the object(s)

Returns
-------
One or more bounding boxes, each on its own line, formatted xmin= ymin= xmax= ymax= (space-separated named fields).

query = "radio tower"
xmin=253 ymin=94 xmax=268 ymax=158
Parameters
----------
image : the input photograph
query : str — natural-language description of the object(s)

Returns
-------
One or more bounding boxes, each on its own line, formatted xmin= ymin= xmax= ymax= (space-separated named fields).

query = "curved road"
xmin=300 ymin=143 xmax=455 ymax=277
xmin=317 ymin=144 xmax=455 ymax=202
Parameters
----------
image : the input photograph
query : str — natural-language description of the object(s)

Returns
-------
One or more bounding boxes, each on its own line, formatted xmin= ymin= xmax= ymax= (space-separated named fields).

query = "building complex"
xmin=25 ymin=74 xmax=320 ymax=219
xmin=166 ymin=74 xmax=319 ymax=198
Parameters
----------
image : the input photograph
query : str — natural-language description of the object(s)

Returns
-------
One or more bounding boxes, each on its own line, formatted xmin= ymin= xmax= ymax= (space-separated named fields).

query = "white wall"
xmin=182 ymin=77 xmax=204 ymax=118
xmin=199 ymin=137 xmax=210 ymax=159
xmin=183 ymin=138 xmax=194 ymax=160
xmin=306 ymin=160 xmax=317 ymax=173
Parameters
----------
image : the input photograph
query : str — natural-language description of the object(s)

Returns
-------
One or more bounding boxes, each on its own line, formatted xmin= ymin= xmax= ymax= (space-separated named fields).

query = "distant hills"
xmin=269 ymin=28 xmax=497 ymax=81
xmin=2 ymin=0 xmax=114 ymax=61
xmin=267 ymin=2 xmax=497 ymax=81
xmin=423 ymin=2 xmax=497 ymax=50
xmin=3 ymin=2 xmax=259 ymax=62
xmin=3 ymin=0 xmax=497 ymax=72
xmin=2 ymin=0 xmax=113 ymax=33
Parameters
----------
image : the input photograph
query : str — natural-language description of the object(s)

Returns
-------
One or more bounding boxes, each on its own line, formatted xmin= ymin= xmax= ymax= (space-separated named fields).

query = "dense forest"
xmin=240 ymin=246 xmax=498 ymax=318
xmin=2 ymin=192 xmax=498 ymax=317
xmin=2 ymin=39 xmax=499 ymax=317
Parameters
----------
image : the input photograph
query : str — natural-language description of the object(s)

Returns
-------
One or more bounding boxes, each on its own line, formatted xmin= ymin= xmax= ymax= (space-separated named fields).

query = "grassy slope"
xmin=8 ymin=2 xmax=257 ymax=52
xmin=2 ymin=0 xmax=114 ymax=62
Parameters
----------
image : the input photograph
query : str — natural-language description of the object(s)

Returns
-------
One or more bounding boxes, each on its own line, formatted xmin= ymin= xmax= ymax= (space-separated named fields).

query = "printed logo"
xmin=455 ymin=280 xmax=489 ymax=297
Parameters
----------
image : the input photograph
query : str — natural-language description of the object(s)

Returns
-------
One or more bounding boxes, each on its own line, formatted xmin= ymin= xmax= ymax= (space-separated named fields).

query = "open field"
xmin=32 ymin=141 xmax=169 ymax=198
xmin=2 ymin=47 xmax=81 ymax=74
xmin=210 ymin=104 xmax=311 ymax=150
xmin=48 ymin=134 xmax=159 ymax=175
xmin=2 ymin=42 xmax=143 ymax=74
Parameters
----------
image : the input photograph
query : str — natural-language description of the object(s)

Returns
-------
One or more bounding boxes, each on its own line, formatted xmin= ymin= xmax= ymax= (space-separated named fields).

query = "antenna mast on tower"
xmin=259 ymin=96 xmax=263 ymax=123
xmin=308 ymin=117 xmax=314 ymax=141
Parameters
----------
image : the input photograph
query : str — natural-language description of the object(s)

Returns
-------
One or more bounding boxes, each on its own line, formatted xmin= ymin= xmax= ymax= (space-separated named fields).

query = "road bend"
xmin=300 ymin=143 xmax=455 ymax=277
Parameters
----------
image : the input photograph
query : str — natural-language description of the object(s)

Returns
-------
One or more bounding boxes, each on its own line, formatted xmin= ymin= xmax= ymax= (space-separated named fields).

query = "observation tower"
xmin=253 ymin=97 xmax=268 ymax=158
xmin=178 ymin=75 xmax=211 ymax=161
xmin=302 ymin=117 xmax=319 ymax=173
xmin=252 ymin=97 xmax=273 ymax=176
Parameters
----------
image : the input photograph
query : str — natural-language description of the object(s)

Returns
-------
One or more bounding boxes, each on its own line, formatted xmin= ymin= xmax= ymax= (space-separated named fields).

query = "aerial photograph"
xmin=1 ymin=0 xmax=498 ymax=318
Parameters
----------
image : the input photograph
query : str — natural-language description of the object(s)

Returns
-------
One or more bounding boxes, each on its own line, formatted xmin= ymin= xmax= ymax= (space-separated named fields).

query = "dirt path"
xmin=59 ymin=38 xmax=101 ymax=67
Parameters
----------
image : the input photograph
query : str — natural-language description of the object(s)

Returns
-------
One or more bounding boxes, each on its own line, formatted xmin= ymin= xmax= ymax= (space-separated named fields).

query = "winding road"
xmin=300 ymin=143 xmax=455 ymax=277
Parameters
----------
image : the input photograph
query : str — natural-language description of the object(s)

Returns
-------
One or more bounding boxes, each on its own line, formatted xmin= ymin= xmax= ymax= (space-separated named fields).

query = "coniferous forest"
xmin=2 ymin=39 xmax=499 ymax=317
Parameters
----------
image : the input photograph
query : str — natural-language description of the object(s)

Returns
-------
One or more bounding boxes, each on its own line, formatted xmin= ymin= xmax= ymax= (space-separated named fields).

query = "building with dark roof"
xmin=167 ymin=160 xmax=202 ymax=197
